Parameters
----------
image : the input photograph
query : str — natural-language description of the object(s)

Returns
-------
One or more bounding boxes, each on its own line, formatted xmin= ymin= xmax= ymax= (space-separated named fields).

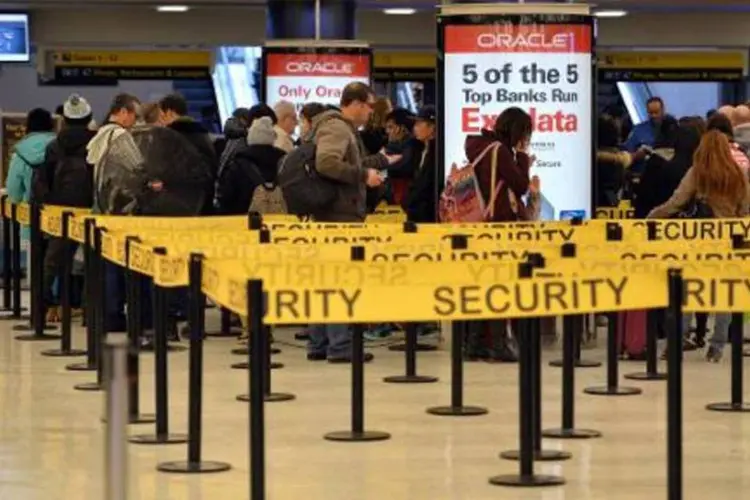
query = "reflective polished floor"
xmin=1 ymin=310 xmax=750 ymax=500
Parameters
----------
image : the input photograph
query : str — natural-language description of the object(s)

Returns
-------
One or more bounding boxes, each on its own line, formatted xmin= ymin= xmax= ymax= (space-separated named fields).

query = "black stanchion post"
xmin=324 ymin=324 xmax=391 ymax=442
xmin=67 ymin=219 xmax=97 ymax=371
xmin=247 ymin=279 xmax=266 ymax=500
xmin=427 ymin=321 xmax=488 ymax=417
xmin=548 ymin=316 xmax=601 ymax=368
xmin=206 ymin=307 xmax=240 ymax=338
xmin=10 ymin=204 xmax=25 ymax=319
xmin=666 ymin=269 xmax=683 ymax=500
xmin=122 ymin=236 xmax=154 ymax=424
xmin=130 ymin=247 xmax=187 ymax=445
xmin=388 ymin=225 xmax=440 ymax=354
xmin=75 ymin=227 xmax=108 ymax=391
xmin=42 ymin=212 xmax=86 ymax=357
xmin=706 ymin=313 xmax=750 ymax=412
xmin=543 ymin=315 xmax=601 ymax=439
xmin=235 ymin=230 xmax=289 ymax=394
xmin=624 ymin=309 xmax=667 ymax=381
xmin=501 ymin=317 xmax=571 ymax=462
xmin=490 ymin=317 xmax=565 ymax=487
xmin=1 ymin=195 xmax=12 ymax=313
xmin=384 ymin=323 xmax=439 ymax=384
xmin=16 ymin=202 xmax=59 ymax=340
xmin=584 ymin=312 xmax=642 ymax=396
xmin=158 ymin=253 xmax=231 ymax=473
xmin=236 ymin=322 xmax=294 ymax=403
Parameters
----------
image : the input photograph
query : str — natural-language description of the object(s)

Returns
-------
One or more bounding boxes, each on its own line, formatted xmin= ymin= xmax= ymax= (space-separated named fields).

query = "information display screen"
xmin=0 ymin=13 xmax=29 ymax=62
xmin=441 ymin=15 xmax=593 ymax=220
xmin=263 ymin=47 xmax=371 ymax=112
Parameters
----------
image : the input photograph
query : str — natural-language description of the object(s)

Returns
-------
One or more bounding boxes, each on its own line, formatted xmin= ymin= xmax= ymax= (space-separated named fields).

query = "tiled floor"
xmin=1 ymin=311 xmax=749 ymax=500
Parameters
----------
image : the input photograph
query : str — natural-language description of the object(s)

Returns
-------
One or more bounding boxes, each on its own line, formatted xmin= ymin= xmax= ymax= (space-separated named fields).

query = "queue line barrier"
xmin=86 ymin=225 xmax=750 ymax=290
xmin=0 ymin=198 xmax=730 ymax=500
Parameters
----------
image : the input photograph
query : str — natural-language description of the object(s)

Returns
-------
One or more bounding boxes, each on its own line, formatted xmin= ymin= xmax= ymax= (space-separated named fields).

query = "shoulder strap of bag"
xmin=15 ymin=149 xmax=42 ymax=168
xmin=483 ymin=143 xmax=503 ymax=219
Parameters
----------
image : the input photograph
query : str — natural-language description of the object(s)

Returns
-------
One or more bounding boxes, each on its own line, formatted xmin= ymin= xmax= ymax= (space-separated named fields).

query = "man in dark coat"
xmin=158 ymin=93 xmax=218 ymax=214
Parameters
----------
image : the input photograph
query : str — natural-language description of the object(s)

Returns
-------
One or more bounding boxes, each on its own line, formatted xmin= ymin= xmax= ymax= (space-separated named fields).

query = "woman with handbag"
xmin=649 ymin=130 xmax=750 ymax=361
xmin=461 ymin=107 xmax=537 ymax=362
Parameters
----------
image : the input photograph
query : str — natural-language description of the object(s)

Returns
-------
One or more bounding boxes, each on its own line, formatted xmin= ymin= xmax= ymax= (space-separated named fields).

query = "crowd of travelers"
xmin=598 ymin=97 xmax=750 ymax=362
xmin=5 ymin=85 xmax=746 ymax=364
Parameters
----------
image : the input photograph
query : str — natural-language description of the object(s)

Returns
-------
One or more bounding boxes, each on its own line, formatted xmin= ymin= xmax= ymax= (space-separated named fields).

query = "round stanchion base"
xmin=489 ymin=474 xmax=565 ymax=487
xmin=231 ymin=347 xmax=248 ymax=356
xmin=549 ymin=359 xmax=602 ymax=368
xmin=584 ymin=385 xmax=643 ymax=396
xmin=236 ymin=392 xmax=296 ymax=403
xmin=41 ymin=348 xmax=87 ymax=357
xmin=130 ymin=413 xmax=157 ymax=424
xmin=500 ymin=449 xmax=572 ymax=462
xmin=230 ymin=361 xmax=283 ymax=370
xmin=426 ymin=405 xmax=488 ymax=417
xmin=383 ymin=374 xmax=439 ymax=384
xmin=0 ymin=312 xmax=29 ymax=321
xmin=624 ymin=371 xmax=667 ymax=381
xmin=205 ymin=330 xmax=241 ymax=338
xmin=388 ymin=343 xmax=438 ymax=352
xmin=101 ymin=413 xmax=156 ymax=425
xmin=65 ymin=361 xmax=95 ymax=372
xmin=157 ymin=460 xmax=232 ymax=474
xmin=15 ymin=332 xmax=61 ymax=341
xmin=139 ymin=344 xmax=188 ymax=354
xmin=73 ymin=382 xmax=102 ymax=392
xmin=129 ymin=433 xmax=188 ymax=445
xmin=542 ymin=428 xmax=602 ymax=439
xmin=706 ymin=402 xmax=750 ymax=413
xmin=324 ymin=430 xmax=391 ymax=442
xmin=12 ymin=323 xmax=55 ymax=332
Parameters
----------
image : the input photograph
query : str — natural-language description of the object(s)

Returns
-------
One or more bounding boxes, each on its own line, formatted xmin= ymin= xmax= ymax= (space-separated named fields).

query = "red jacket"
xmin=465 ymin=130 xmax=530 ymax=222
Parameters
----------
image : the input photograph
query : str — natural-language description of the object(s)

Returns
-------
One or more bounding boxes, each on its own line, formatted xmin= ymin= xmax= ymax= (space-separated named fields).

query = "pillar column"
xmin=266 ymin=0 xmax=356 ymax=40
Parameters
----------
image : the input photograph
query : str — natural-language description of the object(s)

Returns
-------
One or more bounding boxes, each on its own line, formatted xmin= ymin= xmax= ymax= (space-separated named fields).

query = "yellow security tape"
xmin=200 ymin=258 xmax=668 ymax=323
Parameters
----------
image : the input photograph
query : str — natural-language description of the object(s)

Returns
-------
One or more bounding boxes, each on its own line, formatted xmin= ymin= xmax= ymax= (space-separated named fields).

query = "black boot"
xmin=486 ymin=320 xmax=518 ymax=363
xmin=463 ymin=322 xmax=489 ymax=361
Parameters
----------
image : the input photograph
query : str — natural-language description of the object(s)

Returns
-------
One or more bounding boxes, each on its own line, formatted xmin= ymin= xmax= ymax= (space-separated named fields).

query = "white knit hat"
xmin=247 ymin=116 xmax=276 ymax=146
xmin=63 ymin=94 xmax=92 ymax=120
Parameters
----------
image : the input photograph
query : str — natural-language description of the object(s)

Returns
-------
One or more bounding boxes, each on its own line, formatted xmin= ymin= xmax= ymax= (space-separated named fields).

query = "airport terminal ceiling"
xmin=2 ymin=0 xmax=750 ymax=9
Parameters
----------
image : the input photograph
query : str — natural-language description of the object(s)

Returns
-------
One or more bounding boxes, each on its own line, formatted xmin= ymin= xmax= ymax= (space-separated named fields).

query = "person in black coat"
xmin=40 ymin=94 xmax=96 ymax=320
xmin=215 ymin=116 xmax=287 ymax=215
xmin=158 ymin=93 xmax=218 ymax=214
xmin=402 ymin=105 xmax=438 ymax=222
xmin=632 ymin=117 xmax=695 ymax=218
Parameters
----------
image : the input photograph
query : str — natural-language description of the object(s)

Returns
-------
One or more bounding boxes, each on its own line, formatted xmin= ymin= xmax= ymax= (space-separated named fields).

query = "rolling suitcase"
xmin=617 ymin=310 xmax=647 ymax=360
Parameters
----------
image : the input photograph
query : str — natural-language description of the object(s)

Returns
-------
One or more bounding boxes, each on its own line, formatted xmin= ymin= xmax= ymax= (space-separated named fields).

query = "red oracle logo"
xmin=476 ymin=32 xmax=573 ymax=51
xmin=285 ymin=61 xmax=354 ymax=75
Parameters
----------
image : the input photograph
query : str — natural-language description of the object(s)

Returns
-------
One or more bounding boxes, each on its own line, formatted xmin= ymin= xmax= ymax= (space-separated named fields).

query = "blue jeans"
xmin=308 ymin=324 xmax=351 ymax=358
xmin=683 ymin=312 xmax=731 ymax=349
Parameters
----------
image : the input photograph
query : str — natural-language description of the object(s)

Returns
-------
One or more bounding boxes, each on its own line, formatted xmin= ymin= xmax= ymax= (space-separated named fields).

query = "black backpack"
xmin=277 ymin=121 xmax=339 ymax=216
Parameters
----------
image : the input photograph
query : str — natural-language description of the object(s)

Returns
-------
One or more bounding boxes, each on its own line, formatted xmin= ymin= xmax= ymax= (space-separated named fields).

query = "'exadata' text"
xmin=461 ymin=106 xmax=578 ymax=134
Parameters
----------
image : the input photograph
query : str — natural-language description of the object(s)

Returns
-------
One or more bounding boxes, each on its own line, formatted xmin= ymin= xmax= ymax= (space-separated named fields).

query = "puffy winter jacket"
xmin=34 ymin=126 xmax=96 ymax=207
xmin=6 ymin=132 xmax=55 ymax=204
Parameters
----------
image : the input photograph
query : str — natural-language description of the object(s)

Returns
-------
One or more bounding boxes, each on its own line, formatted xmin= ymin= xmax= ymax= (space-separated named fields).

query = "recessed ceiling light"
xmin=156 ymin=5 xmax=190 ymax=13
xmin=383 ymin=8 xmax=416 ymax=15
xmin=594 ymin=10 xmax=628 ymax=18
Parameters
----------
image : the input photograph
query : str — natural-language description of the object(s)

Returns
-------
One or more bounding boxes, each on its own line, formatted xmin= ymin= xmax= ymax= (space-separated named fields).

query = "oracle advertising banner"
xmin=440 ymin=13 xmax=594 ymax=220
xmin=263 ymin=46 xmax=371 ymax=112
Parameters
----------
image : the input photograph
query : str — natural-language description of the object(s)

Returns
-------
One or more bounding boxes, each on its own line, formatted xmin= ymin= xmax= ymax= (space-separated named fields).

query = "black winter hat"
xmin=416 ymin=105 xmax=436 ymax=123
xmin=247 ymin=104 xmax=277 ymax=126
xmin=26 ymin=108 xmax=54 ymax=133
xmin=386 ymin=107 xmax=415 ymax=129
